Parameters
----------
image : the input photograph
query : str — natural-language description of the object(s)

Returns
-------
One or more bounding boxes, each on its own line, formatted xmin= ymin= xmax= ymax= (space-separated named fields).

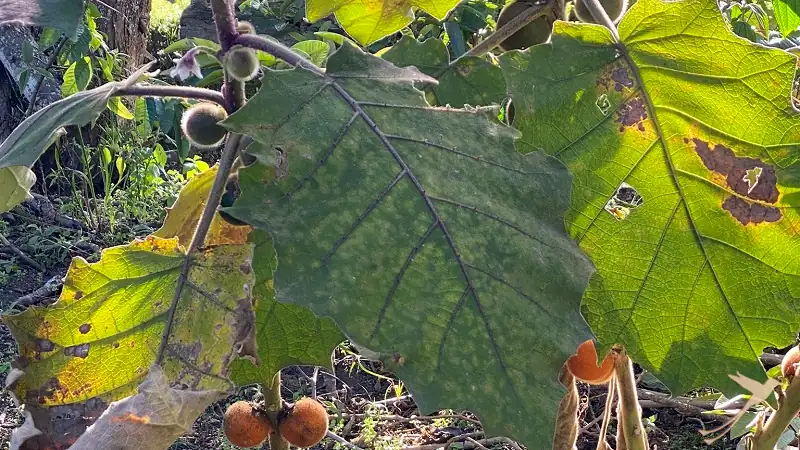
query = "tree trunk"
xmin=93 ymin=0 xmax=153 ymax=68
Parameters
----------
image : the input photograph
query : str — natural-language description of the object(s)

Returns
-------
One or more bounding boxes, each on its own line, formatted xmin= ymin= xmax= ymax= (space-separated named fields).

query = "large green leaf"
xmin=0 ymin=0 xmax=84 ymax=39
xmin=222 ymin=43 xmax=594 ymax=449
xmin=306 ymin=0 xmax=460 ymax=45
xmin=500 ymin=0 xmax=800 ymax=396
xmin=383 ymin=36 xmax=507 ymax=107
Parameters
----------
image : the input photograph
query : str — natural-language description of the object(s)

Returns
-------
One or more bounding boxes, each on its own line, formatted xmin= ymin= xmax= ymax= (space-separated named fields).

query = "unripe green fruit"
xmin=225 ymin=46 xmax=260 ymax=82
xmin=236 ymin=20 xmax=256 ymax=34
xmin=181 ymin=103 xmax=228 ymax=149
xmin=497 ymin=1 xmax=553 ymax=51
xmin=574 ymin=0 xmax=627 ymax=24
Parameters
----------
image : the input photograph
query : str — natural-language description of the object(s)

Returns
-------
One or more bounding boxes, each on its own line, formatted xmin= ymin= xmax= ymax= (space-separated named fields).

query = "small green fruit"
xmin=224 ymin=45 xmax=260 ymax=82
xmin=497 ymin=1 xmax=554 ymax=51
xmin=574 ymin=0 xmax=627 ymax=24
xmin=181 ymin=103 xmax=228 ymax=149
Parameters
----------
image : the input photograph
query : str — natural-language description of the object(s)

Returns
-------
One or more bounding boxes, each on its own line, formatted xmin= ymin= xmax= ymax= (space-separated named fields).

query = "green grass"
xmin=150 ymin=0 xmax=191 ymax=38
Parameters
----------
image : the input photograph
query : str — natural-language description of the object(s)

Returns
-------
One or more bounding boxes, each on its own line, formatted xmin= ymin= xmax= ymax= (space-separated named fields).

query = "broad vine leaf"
xmin=4 ymin=177 xmax=255 ymax=448
xmin=154 ymin=167 xmax=344 ymax=384
xmin=0 ymin=166 xmax=35 ymax=213
xmin=774 ymin=0 xmax=800 ymax=37
xmin=0 ymin=0 xmax=84 ymax=39
xmin=306 ymin=0 xmax=460 ymax=45
xmin=222 ymin=43 xmax=595 ymax=448
xmin=500 ymin=0 xmax=800 ymax=396
xmin=228 ymin=230 xmax=345 ymax=386
xmin=383 ymin=36 xmax=506 ymax=107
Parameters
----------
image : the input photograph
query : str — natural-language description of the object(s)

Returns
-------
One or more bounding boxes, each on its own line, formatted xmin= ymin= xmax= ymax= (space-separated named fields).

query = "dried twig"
xmin=326 ymin=430 xmax=364 ymax=450
xmin=0 ymin=234 xmax=44 ymax=272
xmin=338 ymin=413 xmax=481 ymax=426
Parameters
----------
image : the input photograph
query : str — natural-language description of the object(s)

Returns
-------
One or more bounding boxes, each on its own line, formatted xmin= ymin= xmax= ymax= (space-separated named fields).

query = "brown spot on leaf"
xmin=112 ymin=412 xmax=151 ymax=424
xmin=611 ymin=67 xmax=634 ymax=92
xmin=691 ymin=138 xmax=778 ymax=202
xmin=616 ymin=98 xmax=647 ymax=132
xmin=35 ymin=339 xmax=55 ymax=353
xmin=689 ymin=138 xmax=782 ymax=225
xmin=64 ymin=343 xmax=90 ymax=359
xmin=239 ymin=262 xmax=252 ymax=274
xmin=723 ymin=197 xmax=781 ymax=225
xmin=113 ymin=342 xmax=120 ymax=349
xmin=79 ymin=323 xmax=91 ymax=334
xmin=74 ymin=291 xmax=82 ymax=300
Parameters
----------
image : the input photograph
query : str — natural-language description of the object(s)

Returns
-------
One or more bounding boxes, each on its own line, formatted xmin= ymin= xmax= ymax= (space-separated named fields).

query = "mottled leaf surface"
xmin=3 ymin=171 xmax=255 ymax=448
xmin=501 ymin=0 xmax=800 ymax=396
xmin=0 ymin=0 xmax=84 ymax=38
xmin=383 ymin=36 xmax=506 ymax=107
xmin=222 ymin=43 xmax=594 ymax=448
xmin=306 ymin=0 xmax=460 ymax=45
xmin=229 ymin=231 xmax=345 ymax=385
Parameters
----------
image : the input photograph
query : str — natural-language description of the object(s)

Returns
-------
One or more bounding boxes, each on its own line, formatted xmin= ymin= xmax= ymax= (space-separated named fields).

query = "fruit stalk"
xmin=266 ymin=372 xmax=290 ymax=450
xmin=581 ymin=0 xmax=620 ymax=41
xmin=750 ymin=373 xmax=800 ymax=450
xmin=456 ymin=1 xmax=552 ymax=60
xmin=553 ymin=365 xmax=579 ymax=450
xmin=614 ymin=351 xmax=648 ymax=450
xmin=115 ymin=85 xmax=227 ymax=107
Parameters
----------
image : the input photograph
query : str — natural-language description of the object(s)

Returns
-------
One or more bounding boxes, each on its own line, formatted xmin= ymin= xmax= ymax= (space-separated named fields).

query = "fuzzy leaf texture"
xmin=500 ymin=0 xmax=800 ymax=397
xmin=383 ymin=36 xmax=507 ymax=108
xmin=222 ymin=43 xmax=595 ymax=449
xmin=0 ymin=0 xmax=84 ymax=38
xmin=3 ymin=169 xmax=255 ymax=449
xmin=306 ymin=0 xmax=460 ymax=45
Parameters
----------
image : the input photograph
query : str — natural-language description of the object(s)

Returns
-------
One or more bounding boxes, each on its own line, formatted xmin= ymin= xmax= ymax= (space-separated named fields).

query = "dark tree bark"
xmin=93 ymin=0 xmax=153 ymax=68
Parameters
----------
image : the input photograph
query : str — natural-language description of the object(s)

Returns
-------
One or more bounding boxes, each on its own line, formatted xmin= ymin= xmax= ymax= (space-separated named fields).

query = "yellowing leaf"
xmin=0 ymin=166 xmax=35 ymax=213
xmin=306 ymin=0 xmax=461 ymax=45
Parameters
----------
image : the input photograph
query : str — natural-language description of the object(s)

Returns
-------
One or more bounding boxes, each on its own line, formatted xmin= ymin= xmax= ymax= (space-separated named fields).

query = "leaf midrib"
xmin=295 ymin=68 xmax=529 ymax=413
xmin=617 ymin=41 xmax=760 ymax=364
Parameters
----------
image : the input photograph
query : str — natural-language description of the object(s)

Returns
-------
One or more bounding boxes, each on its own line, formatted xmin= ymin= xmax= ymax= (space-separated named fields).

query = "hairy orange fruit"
xmin=278 ymin=397 xmax=329 ymax=448
xmin=566 ymin=340 xmax=616 ymax=384
xmin=782 ymin=345 xmax=800 ymax=379
xmin=223 ymin=400 xmax=271 ymax=448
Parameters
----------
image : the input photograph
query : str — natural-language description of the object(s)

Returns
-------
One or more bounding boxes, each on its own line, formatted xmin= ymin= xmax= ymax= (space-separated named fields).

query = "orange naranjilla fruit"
xmin=278 ymin=397 xmax=329 ymax=448
xmin=566 ymin=340 xmax=616 ymax=384
xmin=782 ymin=345 xmax=800 ymax=379
xmin=223 ymin=400 xmax=271 ymax=448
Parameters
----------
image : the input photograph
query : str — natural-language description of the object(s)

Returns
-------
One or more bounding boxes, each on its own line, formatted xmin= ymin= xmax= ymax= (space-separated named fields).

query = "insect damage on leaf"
xmin=687 ymin=137 xmax=781 ymax=225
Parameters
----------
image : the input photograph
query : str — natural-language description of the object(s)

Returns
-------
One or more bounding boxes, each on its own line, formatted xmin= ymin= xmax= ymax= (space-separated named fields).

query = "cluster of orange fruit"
xmin=223 ymin=397 xmax=329 ymax=448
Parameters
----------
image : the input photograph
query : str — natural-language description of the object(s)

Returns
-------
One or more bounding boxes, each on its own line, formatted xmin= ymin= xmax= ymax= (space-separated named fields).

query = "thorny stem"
xmin=751 ymin=375 xmax=800 ymax=450
xmin=266 ymin=372 xmax=290 ymax=450
xmin=454 ymin=1 xmax=552 ymax=61
xmin=614 ymin=351 xmax=648 ymax=450
xmin=583 ymin=0 xmax=621 ymax=41
xmin=115 ymin=85 xmax=227 ymax=107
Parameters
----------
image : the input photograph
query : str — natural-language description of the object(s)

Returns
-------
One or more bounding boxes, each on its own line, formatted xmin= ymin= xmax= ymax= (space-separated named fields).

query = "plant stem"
xmin=455 ymin=1 xmax=551 ymax=61
xmin=751 ymin=376 xmax=800 ymax=450
xmin=583 ymin=0 xmax=621 ymax=41
xmin=614 ymin=351 xmax=648 ymax=450
xmin=25 ymin=35 xmax=68 ymax=118
xmin=115 ymin=85 xmax=227 ymax=107
xmin=155 ymin=133 xmax=242 ymax=364
xmin=265 ymin=371 xmax=290 ymax=450
xmin=235 ymin=34 xmax=323 ymax=74
xmin=210 ymin=0 xmax=238 ymax=50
